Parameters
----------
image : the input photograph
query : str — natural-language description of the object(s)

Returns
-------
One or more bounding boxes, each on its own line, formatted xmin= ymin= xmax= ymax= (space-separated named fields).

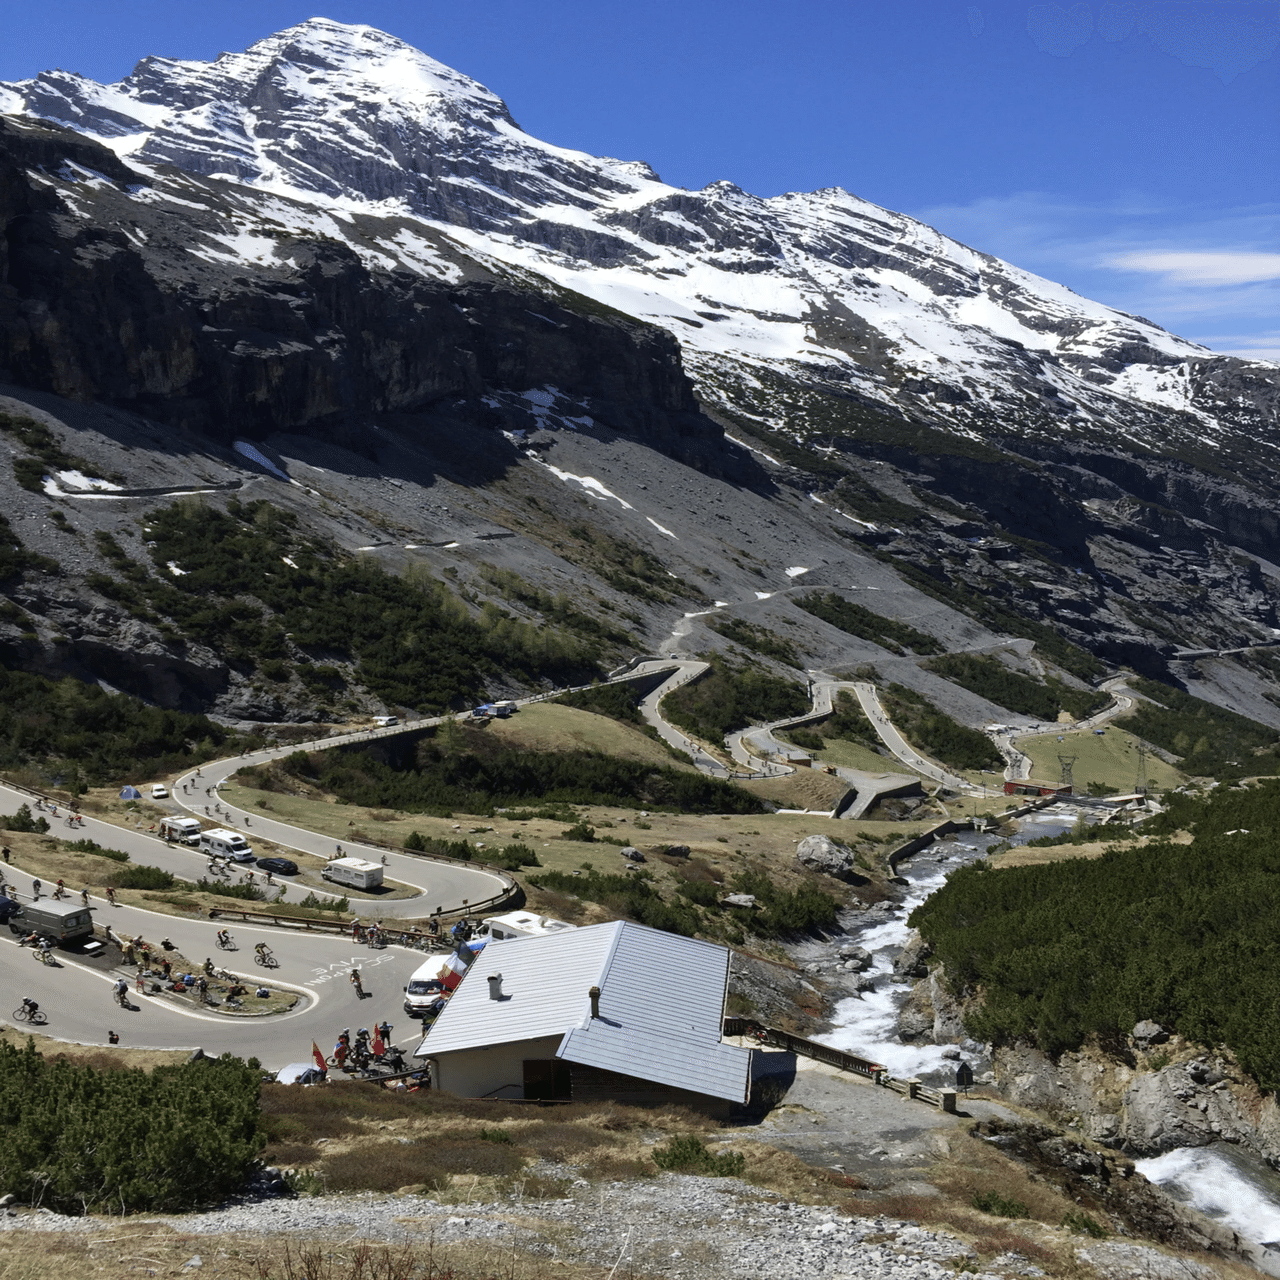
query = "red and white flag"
xmin=441 ymin=953 xmax=469 ymax=991
xmin=311 ymin=1041 xmax=327 ymax=1072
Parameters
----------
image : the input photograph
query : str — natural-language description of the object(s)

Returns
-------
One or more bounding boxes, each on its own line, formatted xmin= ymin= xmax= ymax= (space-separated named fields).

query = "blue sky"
xmin=4 ymin=1 xmax=1277 ymax=357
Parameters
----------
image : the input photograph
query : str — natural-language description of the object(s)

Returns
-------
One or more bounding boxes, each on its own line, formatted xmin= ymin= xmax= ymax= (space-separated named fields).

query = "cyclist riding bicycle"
xmin=113 ymin=978 xmax=129 ymax=1005
xmin=254 ymin=942 xmax=272 ymax=960
xmin=216 ymin=929 xmax=231 ymax=948
xmin=20 ymin=997 xmax=38 ymax=1019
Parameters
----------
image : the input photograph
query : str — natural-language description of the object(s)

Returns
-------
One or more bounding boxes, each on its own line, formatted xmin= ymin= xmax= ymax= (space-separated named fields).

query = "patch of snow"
xmin=166 ymin=561 xmax=189 ymax=576
xmin=537 ymin=462 xmax=633 ymax=509
xmin=232 ymin=441 xmax=291 ymax=482
xmin=646 ymin=517 xmax=677 ymax=538
xmin=724 ymin=434 xmax=782 ymax=466
xmin=714 ymin=600 xmax=730 ymax=608
xmin=281 ymin=556 xmax=298 ymax=569
xmin=754 ymin=591 xmax=774 ymax=600
xmin=56 ymin=470 xmax=121 ymax=492
xmin=785 ymin=566 xmax=811 ymax=577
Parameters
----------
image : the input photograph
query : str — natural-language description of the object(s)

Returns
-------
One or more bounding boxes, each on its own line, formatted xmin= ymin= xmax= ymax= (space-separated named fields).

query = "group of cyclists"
xmin=329 ymin=1021 xmax=404 ymax=1074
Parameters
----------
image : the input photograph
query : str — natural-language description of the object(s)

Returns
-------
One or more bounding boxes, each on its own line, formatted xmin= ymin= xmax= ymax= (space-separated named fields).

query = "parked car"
xmin=275 ymin=1062 xmax=326 ymax=1085
xmin=150 ymin=783 xmax=169 ymax=799
xmin=256 ymin=857 xmax=299 ymax=876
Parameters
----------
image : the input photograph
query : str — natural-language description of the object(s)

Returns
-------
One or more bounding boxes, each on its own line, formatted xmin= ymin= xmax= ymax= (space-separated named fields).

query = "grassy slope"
xmin=482 ymin=703 xmax=688 ymax=769
xmin=1022 ymin=725 xmax=1183 ymax=794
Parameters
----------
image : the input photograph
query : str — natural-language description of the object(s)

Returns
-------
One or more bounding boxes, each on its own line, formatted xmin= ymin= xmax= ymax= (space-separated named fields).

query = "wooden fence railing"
xmin=723 ymin=1018 xmax=886 ymax=1082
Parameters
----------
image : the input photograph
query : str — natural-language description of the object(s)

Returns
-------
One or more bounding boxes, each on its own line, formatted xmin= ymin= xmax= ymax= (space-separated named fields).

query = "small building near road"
xmin=1003 ymin=779 xmax=1072 ymax=797
xmin=414 ymin=920 xmax=752 ymax=1115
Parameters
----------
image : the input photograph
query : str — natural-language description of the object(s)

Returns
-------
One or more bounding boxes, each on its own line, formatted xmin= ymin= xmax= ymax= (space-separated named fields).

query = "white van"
xmin=159 ymin=816 xmax=202 ymax=845
xmin=321 ymin=856 xmax=384 ymax=890
xmin=373 ymin=715 xmax=398 ymax=727
xmin=403 ymin=953 xmax=454 ymax=1016
xmin=199 ymin=828 xmax=254 ymax=862
xmin=474 ymin=911 xmax=575 ymax=942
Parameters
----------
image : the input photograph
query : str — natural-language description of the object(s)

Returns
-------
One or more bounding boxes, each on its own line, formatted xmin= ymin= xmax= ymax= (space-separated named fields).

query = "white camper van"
xmin=322 ymin=857 xmax=384 ymax=890
xmin=159 ymin=816 xmax=202 ymax=846
xmin=473 ymin=911 xmax=575 ymax=942
xmin=403 ymin=952 xmax=454 ymax=1016
xmin=199 ymin=828 xmax=254 ymax=862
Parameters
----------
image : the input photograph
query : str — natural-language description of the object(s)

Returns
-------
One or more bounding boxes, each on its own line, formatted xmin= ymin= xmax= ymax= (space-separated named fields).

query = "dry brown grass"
xmin=0 ymin=1228 xmax=612 ymax=1280
xmin=258 ymin=1083 xmax=725 ymax=1199
xmin=483 ymin=702 xmax=687 ymax=770
xmin=0 ymin=1025 xmax=193 ymax=1071
xmin=741 ymin=769 xmax=849 ymax=811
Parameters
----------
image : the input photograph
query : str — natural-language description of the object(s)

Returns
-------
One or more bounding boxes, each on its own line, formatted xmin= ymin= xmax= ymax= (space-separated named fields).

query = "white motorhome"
xmin=474 ymin=911 xmax=575 ymax=942
xmin=199 ymin=828 xmax=254 ymax=862
xmin=322 ymin=856 xmax=384 ymax=890
xmin=159 ymin=816 xmax=202 ymax=846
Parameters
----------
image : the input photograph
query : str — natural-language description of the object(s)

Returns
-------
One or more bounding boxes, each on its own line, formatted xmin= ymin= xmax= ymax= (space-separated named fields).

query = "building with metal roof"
xmin=415 ymin=920 xmax=751 ymax=1112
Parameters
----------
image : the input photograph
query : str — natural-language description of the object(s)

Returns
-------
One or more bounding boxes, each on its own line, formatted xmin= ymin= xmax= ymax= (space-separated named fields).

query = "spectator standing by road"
xmin=31 ymin=878 xmax=41 ymax=899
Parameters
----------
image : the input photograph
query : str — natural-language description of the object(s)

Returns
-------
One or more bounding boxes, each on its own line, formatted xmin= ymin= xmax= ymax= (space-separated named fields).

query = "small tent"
xmin=119 ymin=785 xmax=142 ymax=800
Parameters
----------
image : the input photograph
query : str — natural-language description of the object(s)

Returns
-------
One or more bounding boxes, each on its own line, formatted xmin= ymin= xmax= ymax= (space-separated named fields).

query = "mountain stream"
xmin=811 ymin=810 xmax=1280 ymax=1250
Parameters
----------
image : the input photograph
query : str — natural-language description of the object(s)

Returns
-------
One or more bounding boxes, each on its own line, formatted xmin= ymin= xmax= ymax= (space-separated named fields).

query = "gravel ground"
xmin=0 ymin=1174 xmax=1212 ymax=1280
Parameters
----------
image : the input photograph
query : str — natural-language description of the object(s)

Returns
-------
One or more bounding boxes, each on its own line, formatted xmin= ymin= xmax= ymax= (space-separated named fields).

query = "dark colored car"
xmin=256 ymin=857 xmax=299 ymax=875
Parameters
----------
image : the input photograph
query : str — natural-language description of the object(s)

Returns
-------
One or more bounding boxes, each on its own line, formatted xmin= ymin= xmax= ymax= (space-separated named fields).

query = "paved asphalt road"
xmin=849 ymin=682 xmax=974 ymax=792
xmin=0 ymin=780 xmax=455 ymax=1066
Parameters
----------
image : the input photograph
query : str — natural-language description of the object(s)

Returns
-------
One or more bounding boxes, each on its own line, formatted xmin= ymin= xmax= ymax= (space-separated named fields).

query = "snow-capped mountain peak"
xmin=1 ymin=20 xmax=1274 ymax=455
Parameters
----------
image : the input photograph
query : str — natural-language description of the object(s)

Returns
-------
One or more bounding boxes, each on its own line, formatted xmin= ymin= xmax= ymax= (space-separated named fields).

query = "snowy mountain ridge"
xmin=1 ymin=17 xmax=1275 ymax=454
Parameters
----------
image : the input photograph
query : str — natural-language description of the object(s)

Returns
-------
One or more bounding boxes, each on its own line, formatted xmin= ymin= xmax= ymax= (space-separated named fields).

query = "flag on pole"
xmin=440 ymin=952 xmax=470 ymax=991
xmin=371 ymin=1028 xmax=385 ymax=1057
xmin=312 ymin=1041 xmax=327 ymax=1072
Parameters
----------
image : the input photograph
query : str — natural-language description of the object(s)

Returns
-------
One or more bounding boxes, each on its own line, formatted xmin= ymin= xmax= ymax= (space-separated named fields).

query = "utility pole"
xmin=1135 ymin=743 xmax=1148 ymax=795
xmin=1057 ymin=753 xmax=1077 ymax=793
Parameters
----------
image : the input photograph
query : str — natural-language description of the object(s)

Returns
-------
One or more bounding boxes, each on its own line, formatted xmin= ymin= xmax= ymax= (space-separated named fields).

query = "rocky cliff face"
xmin=898 ymin=956 xmax=1280 ymax=1165
xmin=993 ymin=1038 xmax=1280 ymax=1166
xmin=0 ymin=117 xmax=728 ymax=474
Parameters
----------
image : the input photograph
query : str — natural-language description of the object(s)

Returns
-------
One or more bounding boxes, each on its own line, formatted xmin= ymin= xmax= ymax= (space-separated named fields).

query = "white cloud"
xmin=1191 ymin=331 xmax=1280 ymax=363
xmin=1104 ymin=251 xmax=1280 ymax=286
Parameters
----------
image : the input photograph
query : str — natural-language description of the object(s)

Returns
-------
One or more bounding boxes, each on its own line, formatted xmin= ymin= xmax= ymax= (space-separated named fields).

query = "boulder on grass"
xmin=796 ymin=834 xmax=859 ymax=881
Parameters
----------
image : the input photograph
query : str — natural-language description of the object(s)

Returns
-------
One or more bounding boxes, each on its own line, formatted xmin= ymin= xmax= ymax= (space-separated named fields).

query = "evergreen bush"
xmin=0 ymin=1040 xmax=261 ymax=1212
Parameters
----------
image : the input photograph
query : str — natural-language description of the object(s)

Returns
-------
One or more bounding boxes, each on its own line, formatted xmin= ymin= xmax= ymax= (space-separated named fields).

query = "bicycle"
xmin=12 ymin=1003 xmax=46 ymax=1025
xmin=215 ymin=934 xmax=237 ymax=951
xmin=253 ymin=949 xmax=279 ymax=969
xmin=31 ymin=947 xmax=57 ymax=966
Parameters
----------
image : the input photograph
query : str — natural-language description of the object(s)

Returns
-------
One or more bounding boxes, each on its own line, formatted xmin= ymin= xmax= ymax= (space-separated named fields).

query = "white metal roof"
xmin=416 ymin=920 xmax=751 ymax=1104
xmin=417 ymin=922 xmax=621 ymax=1056
xmin=556 ymin=923 xmax=751 ymax=1103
